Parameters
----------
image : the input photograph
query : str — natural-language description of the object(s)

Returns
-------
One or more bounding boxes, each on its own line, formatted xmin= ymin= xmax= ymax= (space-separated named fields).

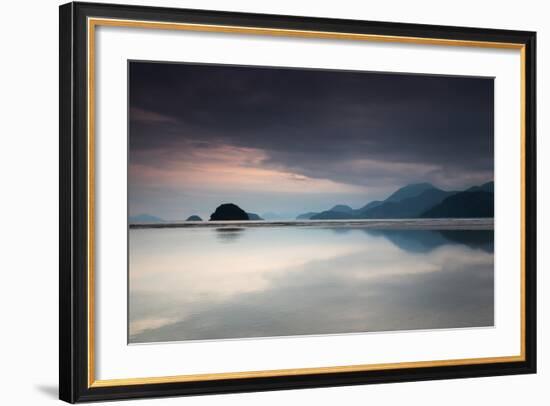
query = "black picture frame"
xmin=60 ymin=1 xmax=537 ymax=403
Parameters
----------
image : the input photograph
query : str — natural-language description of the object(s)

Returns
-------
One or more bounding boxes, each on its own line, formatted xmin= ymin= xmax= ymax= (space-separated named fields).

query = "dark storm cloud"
xmin=130 ymin=61 xmax=493 ymax=181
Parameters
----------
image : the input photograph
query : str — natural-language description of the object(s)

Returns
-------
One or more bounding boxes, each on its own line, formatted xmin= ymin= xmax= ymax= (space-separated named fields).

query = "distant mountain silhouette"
xmin=357 ymin=187 xmax=455 ymax=219
xmin=305 ymin=199 xmax=388 ymax=220
xmin=358 ymin=200 xmax=383 ymax=211
xmin=185 ymin=215 xmax=202 ymax=221
xmin=296 ymin=212 xmax=318 ymax=220
xmin=330 ymin=204 xmax=354 ymax=213
xmin=421 ymin=191 xmax=494 ymax=218
xmin=311 ymin=210 xmax=356 ymax=220
xmin=307 ymin=181 xmax=493 ymax=220
xmin=466 ymin=181 xmax=494 ymax=193
xmin=311 ymin=183 xmax=447 ymax=220
xmin=210 ymin=204 xmax=249 ymax=221
xmin=129 ymin=214 xmax=164 ymax=223
xmin=385 ymin=182 xmax=436 ymax=202
xmin=246 ymin=212 xmax=264 ymax=220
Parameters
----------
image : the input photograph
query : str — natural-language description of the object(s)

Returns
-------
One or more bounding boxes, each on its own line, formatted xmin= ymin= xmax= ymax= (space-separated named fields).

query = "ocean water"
xmin=129 ymin=221 xmax=494 ymax=343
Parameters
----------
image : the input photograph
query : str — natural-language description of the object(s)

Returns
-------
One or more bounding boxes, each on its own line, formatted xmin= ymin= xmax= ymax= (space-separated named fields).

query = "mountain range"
xmin=130 ymin=181 xmax=494 ymax=224
xmin=301 ymin=181 xmax=494 ymax=220
xmin=128 ymin=214 xmax=164 ymax=223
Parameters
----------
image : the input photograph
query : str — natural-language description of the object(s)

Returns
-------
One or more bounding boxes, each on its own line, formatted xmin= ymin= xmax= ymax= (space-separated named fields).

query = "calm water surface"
xmin=129 ymin=224 xmax=494 ymax=343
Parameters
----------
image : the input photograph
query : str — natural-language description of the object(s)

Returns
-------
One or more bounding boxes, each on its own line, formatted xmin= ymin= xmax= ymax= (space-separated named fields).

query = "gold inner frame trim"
xmin=87 ymin=17 xmax=527 ymax=388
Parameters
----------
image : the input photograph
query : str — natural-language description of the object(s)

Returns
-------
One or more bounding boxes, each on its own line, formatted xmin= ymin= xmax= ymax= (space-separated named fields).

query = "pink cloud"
xmin=129 ymin=143 xmax=368 ymax=195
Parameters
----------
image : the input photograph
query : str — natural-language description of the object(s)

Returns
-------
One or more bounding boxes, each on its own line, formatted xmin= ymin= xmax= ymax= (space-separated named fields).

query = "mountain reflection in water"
xmin=129 ymin=225 xmax=493 ymax=343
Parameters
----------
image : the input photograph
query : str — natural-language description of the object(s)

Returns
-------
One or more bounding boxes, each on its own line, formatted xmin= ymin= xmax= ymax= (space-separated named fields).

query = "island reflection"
xmin=129 ymin=227 xmax=493 ymax=343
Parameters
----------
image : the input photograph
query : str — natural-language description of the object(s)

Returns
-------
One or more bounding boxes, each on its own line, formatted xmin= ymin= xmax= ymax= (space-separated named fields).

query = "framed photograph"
xmin=59 ymin=2 xmax=536 ymax=403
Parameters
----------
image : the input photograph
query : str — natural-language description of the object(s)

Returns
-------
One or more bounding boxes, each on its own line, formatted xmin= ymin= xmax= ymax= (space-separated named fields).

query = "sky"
xmin=129 ymin=61 xmax=494 ymax=221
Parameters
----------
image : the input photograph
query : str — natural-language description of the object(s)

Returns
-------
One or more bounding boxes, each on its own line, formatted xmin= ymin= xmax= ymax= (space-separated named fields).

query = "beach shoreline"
xmin=129 ymin=218 xmax=494 ymax=230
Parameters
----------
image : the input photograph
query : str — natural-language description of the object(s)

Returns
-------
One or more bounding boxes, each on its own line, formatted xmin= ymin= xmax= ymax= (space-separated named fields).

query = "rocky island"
xmin=209 ymin=203 xmax=250 ymax=221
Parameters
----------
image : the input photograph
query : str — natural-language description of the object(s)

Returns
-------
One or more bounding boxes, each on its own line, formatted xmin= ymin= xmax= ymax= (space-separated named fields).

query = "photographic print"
xmin=128 ymin=61 xmax=495 ymax=344
xmin=60 ymin=5 xmax=536 ymax=401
